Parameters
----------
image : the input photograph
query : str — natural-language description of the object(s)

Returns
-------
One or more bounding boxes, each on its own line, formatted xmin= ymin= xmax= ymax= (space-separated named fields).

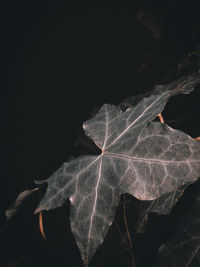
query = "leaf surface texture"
xmin=35 ymin=73 xmax=200 ymax=265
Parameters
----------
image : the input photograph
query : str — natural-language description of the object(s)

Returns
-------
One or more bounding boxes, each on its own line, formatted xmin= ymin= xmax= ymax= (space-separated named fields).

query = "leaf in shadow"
xmin=5 ymin=185 xmax=46 ymax=221
xmin=119 ymin=72 xmax=200 ymax=111
xmin=154 ymin=186 xmax=200 ymax=267
xmin=135 ymin=185 xmax=187 ymax=233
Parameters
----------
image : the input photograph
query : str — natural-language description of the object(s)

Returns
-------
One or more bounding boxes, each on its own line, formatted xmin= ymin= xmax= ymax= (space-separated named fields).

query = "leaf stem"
xmin=123 ymin=195 xmax=135 ymax=267
xmin=39 ymin=211 xmax=46 ymax=240
xmin=157 ymin=113 xmax=164 ymax=123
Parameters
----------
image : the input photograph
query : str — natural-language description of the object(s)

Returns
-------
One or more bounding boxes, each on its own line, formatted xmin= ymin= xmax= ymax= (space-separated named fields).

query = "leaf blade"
xmin=35 ymin=155 xmax=100 ymax=213
xmin=107 ymin=122 xmax=200 ymax=200
xmin=33 ymin=73 xmax=200 ymax=265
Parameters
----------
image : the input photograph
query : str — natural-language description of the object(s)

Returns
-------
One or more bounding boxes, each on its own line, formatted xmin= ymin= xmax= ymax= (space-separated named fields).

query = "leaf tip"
xmin=34 ymin=205 xmax=43 ymax=214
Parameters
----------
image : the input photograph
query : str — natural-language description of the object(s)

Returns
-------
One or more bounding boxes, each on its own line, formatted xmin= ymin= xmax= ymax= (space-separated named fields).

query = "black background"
xmin=1 ymin=1 xmax=200 ymax=266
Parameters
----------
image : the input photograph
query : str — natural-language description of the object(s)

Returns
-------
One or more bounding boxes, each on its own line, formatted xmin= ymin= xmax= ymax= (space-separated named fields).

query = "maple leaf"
xmin=34 ymin=73 xmax=200 ymax=266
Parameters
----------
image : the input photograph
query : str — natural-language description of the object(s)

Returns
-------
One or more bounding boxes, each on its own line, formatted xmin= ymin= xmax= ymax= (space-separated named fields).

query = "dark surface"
xmin=1 ymin=1 xmax=200 ymax=266
xmin=2 ymin=0 xmax=200 ymax=208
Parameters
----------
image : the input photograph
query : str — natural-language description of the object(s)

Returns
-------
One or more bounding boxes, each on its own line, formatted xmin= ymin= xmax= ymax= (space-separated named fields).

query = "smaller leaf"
xmin=120 ymin=72 xmax=200 ymax=111
xmin=149 ymin=185 xmax=186 ymax=215
xmin=135 ymin=185 xmax=187 ymax=233
xmin=154 ymin=184 xmax=200 ymax=267
xmin=6 ymin=188 xmax=41 ymax=221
